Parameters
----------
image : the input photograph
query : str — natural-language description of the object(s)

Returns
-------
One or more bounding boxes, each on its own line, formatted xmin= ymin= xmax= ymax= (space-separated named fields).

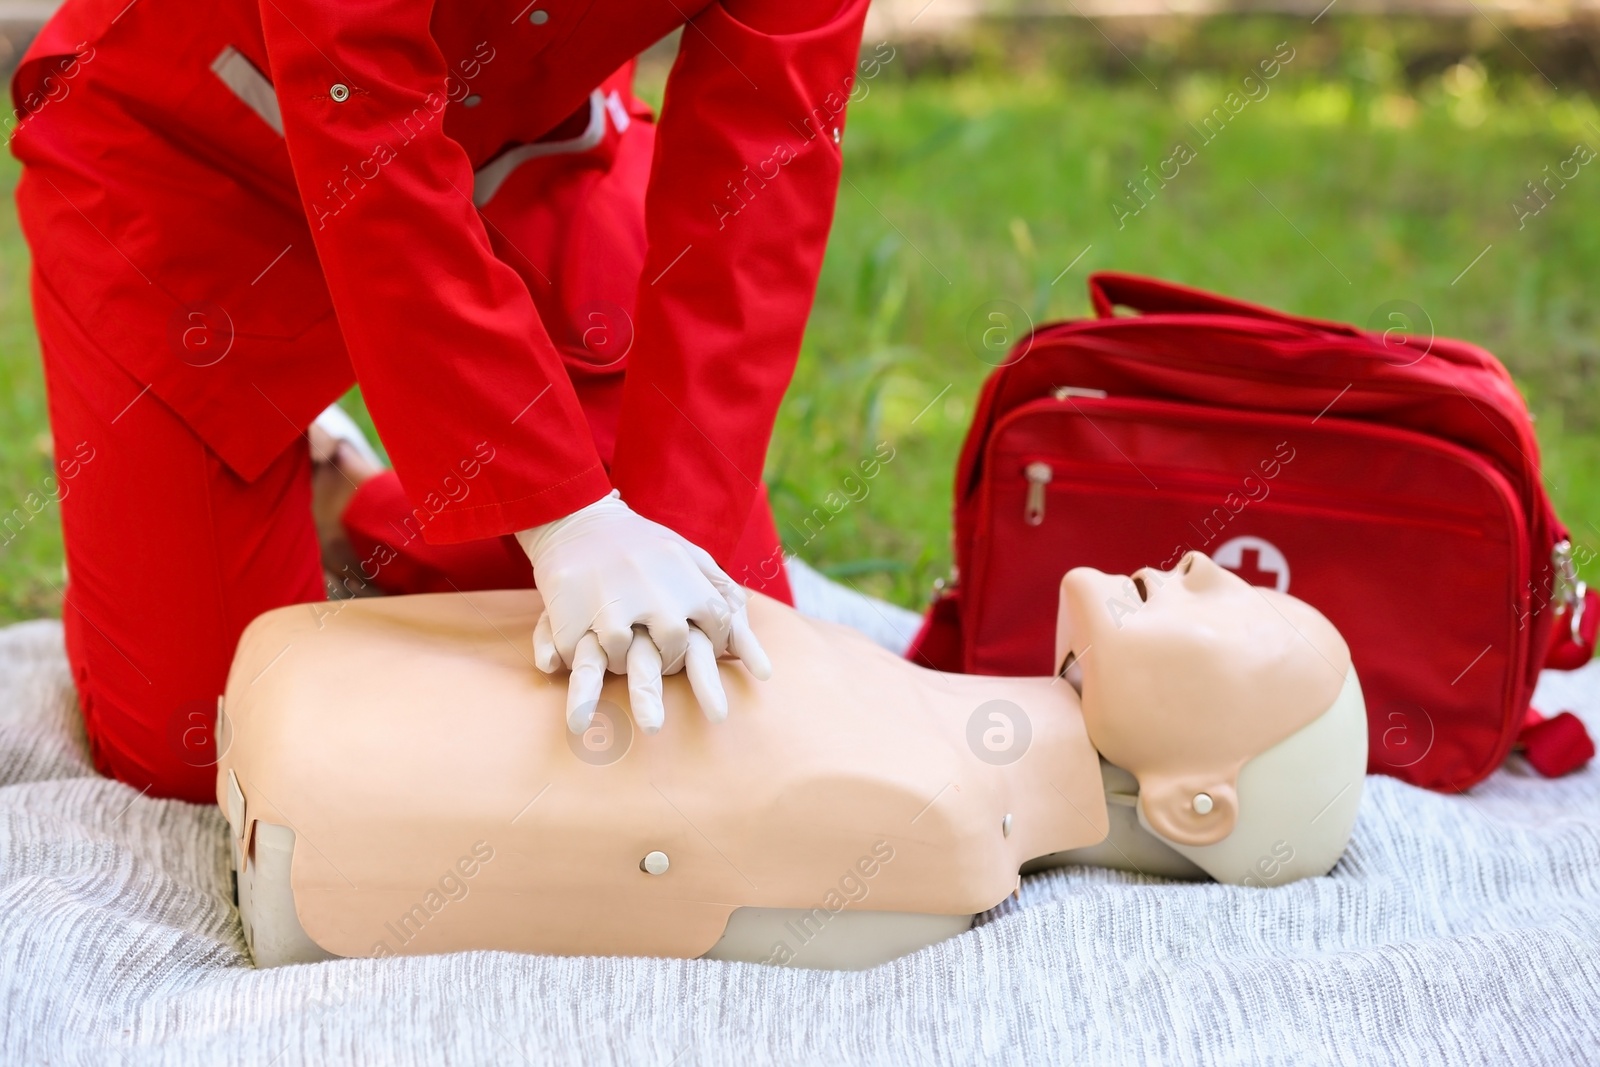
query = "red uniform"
xmin=11 ymin=0 xmax=868 ymax=800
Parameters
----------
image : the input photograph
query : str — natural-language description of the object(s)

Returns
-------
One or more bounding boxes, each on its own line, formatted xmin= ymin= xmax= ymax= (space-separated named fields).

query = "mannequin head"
xmin=1055 ymin=552 xmax=1365 ymax=885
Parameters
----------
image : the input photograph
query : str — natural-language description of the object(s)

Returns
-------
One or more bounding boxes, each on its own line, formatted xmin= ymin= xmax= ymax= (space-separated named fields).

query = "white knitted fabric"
xmin=784 ymin=556 xmax=925 ymax=655
xmin=1 ymin=593 xmax=1598 ymax=1066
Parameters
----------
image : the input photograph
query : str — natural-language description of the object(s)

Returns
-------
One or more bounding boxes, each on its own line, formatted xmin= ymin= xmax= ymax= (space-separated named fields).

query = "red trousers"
xmin=36 ymin=281 xmax=791 ymax=805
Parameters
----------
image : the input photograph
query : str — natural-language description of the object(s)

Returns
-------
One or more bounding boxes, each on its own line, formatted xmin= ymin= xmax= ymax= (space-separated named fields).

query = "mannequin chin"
xmin=220 ymin=553 xmax=1367 ymax=971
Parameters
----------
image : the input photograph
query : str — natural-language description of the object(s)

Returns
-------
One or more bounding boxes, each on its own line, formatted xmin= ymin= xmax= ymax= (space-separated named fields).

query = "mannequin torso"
xmin=221 ymin=591 xmax=1108 ymax=961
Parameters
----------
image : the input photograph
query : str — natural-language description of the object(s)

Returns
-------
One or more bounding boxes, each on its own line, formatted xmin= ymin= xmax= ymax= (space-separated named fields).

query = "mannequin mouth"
xmin=1058 ymin=649 xmax=1084 ymax=695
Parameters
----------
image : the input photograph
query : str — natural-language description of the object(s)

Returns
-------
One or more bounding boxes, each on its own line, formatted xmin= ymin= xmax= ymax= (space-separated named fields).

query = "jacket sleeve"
xmin=607 ymin=0 xmax=870 ymax=565
xmin=258 ymin=0 xmax=611 ymax=544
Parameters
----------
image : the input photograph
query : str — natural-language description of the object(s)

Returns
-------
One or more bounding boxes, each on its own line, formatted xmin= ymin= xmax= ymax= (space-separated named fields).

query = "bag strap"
xmin=1087 ymin=271 xmax=1365 ymax=337
xmin=1545 ymin=584 xmax=1597 ymax=669
xmin=1519 ymin=707 xmax=1594 ymax=777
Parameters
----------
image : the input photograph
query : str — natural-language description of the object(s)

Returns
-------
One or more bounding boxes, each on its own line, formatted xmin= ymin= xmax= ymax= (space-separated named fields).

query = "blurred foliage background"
xmin=755 ymin=14 xmax=1600 ymax=607
xmin=1 ymin=12 xmax=1598 ymax=619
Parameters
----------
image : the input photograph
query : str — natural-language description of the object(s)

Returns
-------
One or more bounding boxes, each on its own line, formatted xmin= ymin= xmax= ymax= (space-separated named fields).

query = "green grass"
xmin=2 ymin=31 xmax=1598 ymax=619
xmin=0 ymin=152 xmax=56 ymax=621
xmin=768 ymin=49 xmax=1600 ymax=607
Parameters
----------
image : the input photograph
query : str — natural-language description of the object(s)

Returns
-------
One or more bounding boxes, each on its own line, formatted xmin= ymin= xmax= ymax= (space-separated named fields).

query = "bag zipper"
xmin=1016 ymin=387 xmax=1107 ymax=524
xmin=1019 ymin=388 xmax=1108 ymax=524
xmin=1031 ymin=348 xmax=1543 ymax=509
xmin=1016 ymin=386 xmax=1518 ymax=532
xmin=1015 ymin=463 xmax=1499 ymax=538
xmin=1023 ymin=462 xmax=1053 ymax=525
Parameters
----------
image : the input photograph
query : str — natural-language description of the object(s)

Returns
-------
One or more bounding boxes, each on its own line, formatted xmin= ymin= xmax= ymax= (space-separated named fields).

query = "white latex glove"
xmin=515 ymin=491 xmax=771 ymax=734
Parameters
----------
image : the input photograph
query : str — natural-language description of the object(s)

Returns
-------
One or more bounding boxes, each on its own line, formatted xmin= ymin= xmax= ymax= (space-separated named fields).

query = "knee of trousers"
xmin=62 ymin=611 xmax=227 ymax=805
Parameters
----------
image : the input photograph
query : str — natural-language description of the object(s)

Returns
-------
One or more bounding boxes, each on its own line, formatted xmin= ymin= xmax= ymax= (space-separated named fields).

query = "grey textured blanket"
xmin=2 ymin=597 xmax=1598 ymax=1065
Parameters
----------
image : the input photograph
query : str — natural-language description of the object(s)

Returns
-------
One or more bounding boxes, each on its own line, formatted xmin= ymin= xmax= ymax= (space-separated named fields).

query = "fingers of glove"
xmin=532 ymin=611 xmax=561 ymax=673
xmin=726 ymin=608 xmax=773 ymax=681
xmin=626 ymin=629 xmax=665 ymax=734
xmin=688 ymin=536 xmax=752 ymax=655
xmin=684 ymin=628 xmax=728 ymax=724
xmin=680 ymin=539 xmax=749 ymax=610
xmin=684 ymin=595 xmax=734 ymax=657
xmin=643 ymin=615 xmax=691 ymax=676
xmin=541 ymin=588 xmax=589 ymax=667
xmin=565 ymin=632 xmax=608 ymax=734
xmin=655 ymin=541 xmax=732 ymax=652
xmin=593 ymin=608 xmax=639 ymax=674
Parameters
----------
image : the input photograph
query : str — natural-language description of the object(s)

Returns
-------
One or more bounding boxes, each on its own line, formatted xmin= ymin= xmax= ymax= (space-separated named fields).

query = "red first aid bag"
xmin=909 ymin=272 xmax=1595 ymax=791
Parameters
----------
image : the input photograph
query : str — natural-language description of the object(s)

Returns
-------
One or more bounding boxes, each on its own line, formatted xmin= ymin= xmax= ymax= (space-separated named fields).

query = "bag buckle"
xmin=1553 ymin=540 xmax=1587 ymax=644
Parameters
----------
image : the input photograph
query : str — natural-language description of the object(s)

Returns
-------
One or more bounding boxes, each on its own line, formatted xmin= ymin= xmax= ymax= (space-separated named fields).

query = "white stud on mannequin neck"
xmin=1192 ymin=792 xmax=1214 ymax=815
xmin=641 ymin=851 xmax=670 ymax=875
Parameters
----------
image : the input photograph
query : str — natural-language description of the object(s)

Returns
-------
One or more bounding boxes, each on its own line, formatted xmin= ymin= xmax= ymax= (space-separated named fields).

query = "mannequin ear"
xmin=1137 ymin=776 xmax=1238 ymax=847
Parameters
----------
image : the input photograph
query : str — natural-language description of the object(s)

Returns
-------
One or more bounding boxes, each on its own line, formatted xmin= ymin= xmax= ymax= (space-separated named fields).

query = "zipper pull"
xmin=1024 ymin=461 xmax=1053 ymax=525
xmin=1053 ymin=385 xmax=1108 ymax=400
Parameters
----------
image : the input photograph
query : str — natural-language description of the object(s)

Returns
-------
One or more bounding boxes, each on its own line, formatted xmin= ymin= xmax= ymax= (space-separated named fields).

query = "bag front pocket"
xmin=967 ymin=393 xmax=1529 ymax=790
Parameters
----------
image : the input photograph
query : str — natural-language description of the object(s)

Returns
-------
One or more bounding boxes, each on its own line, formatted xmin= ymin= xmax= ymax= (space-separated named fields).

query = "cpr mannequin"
xmin=217 ymin=551 xmax=1366 ymax=970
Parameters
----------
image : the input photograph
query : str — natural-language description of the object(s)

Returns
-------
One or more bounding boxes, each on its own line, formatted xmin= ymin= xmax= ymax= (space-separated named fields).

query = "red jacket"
xmin=11 ymin=0 xmax=868 ymax=562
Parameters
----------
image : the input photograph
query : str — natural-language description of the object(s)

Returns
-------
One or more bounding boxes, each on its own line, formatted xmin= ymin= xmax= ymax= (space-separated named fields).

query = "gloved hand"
xmin=514 ymin=491 xmax=771 ymax=734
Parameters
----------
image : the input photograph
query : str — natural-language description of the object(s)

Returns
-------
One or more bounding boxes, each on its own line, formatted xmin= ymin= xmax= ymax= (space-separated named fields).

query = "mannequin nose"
xmin=1177 ymin=550 xmax=1224 ymax=588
